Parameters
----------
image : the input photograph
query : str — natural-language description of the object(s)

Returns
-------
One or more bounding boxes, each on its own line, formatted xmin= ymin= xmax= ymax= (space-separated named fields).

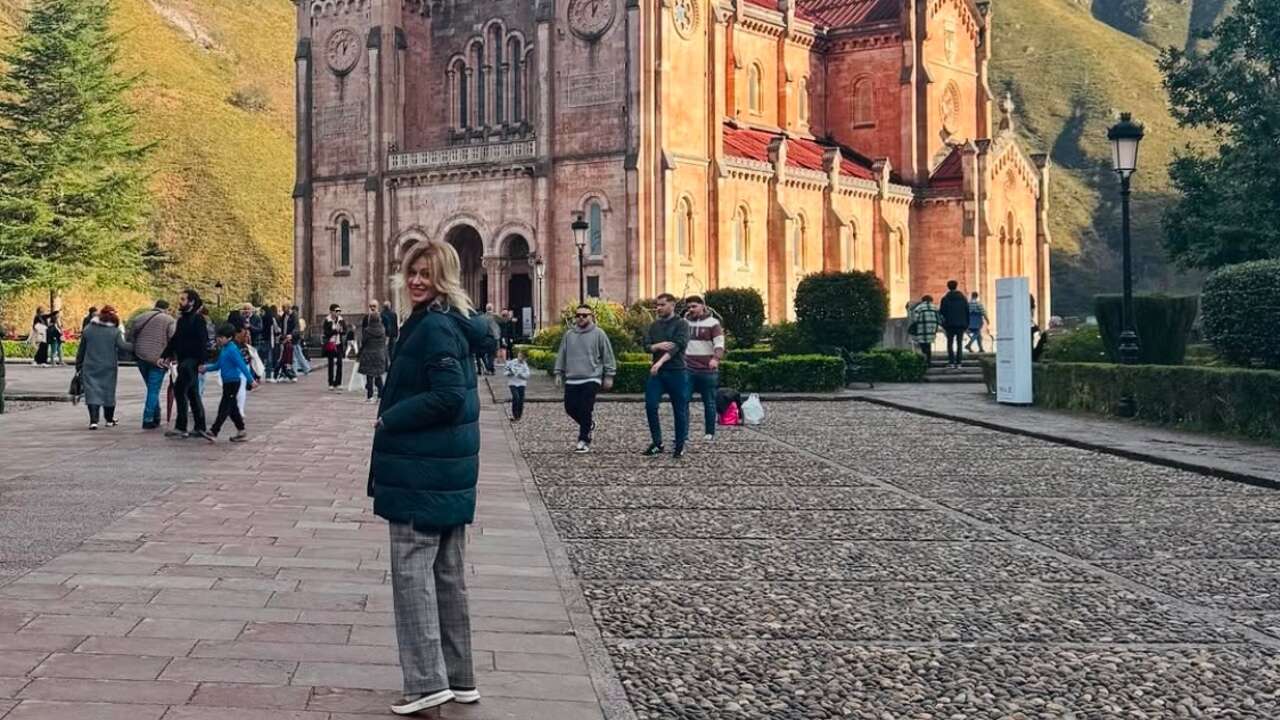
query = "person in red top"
xmin=683 ymin=295 xmax=726 ymax=441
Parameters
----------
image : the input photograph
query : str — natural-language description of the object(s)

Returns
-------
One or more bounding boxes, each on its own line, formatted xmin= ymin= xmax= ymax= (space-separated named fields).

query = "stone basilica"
xmin=293 ymin=0 xmax=1051 ymax=330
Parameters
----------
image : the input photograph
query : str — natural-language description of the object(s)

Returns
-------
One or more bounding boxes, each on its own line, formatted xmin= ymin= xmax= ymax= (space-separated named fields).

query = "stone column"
xmin=366 ymin=28 xmax=383 ymax=305
xmin=294 ymin=26 xmax=314 ymax=320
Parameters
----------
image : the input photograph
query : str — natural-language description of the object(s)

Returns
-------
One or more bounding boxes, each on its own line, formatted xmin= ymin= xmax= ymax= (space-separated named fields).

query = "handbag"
xmin=68 ymin=371 xmax=83 ymax=405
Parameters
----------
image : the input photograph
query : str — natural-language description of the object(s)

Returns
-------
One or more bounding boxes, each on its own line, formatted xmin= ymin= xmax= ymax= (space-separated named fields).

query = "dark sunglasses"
xmin=575 ymin=312 xmax=592 ymax=318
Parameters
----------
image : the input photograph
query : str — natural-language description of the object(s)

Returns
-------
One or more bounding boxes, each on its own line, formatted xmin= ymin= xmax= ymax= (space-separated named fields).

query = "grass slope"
xmin=1089 ymin=0 xmax=1235 ymax=52
xmin=991 ymin=0 xmax=1205 ymax=315
xmin=0 ymin=0 xmax=295 ymax=331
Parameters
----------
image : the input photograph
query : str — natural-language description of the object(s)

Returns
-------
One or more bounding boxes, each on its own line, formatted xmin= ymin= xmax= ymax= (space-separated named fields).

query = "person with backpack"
xmin=908 ymin=295 xmax=942 ymax=367
xmin=127 ymin=300 xmax=177 ymax=430
xmin=938 ymin=279 xmax=970 ymax=369
xmin=965 ymin=291 xmax=989 ymax=353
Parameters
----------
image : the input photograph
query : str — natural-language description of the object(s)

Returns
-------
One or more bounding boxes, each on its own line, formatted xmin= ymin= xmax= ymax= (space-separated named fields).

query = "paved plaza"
xmin=1 ymin=365 xmax=1279 ymax=718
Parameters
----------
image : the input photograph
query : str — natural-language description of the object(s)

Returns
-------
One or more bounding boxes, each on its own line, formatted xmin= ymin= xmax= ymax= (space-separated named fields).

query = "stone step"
xmin=923 ymin=372 xmax=986 ymax=384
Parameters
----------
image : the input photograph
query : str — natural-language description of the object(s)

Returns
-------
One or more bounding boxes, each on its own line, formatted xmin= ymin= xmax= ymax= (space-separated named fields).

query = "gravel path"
xmin=513 ymin=401 xmax=1280 ymax=718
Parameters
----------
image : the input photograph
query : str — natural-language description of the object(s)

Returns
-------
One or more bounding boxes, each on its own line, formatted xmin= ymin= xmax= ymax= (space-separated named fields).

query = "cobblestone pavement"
xmin=513 ymin=401 xmax=1280 ymax=719
xmin=0 ymin=376 xmax=608 ymax=719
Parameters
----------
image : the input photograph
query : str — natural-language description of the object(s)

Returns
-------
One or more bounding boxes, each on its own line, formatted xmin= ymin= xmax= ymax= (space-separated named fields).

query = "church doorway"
xmin=446 ymin=225 xmax=486 ymax=308
xmin=503 ymin=235 xmax=533 ymax=338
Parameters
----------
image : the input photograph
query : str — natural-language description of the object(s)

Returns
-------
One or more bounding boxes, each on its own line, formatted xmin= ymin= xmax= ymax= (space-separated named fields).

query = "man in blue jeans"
xmin=682 ymin=295 xmax=726 ymax=441
xmin=125 ymin=300 xmax=176 ymax=429
xmin=642 ymin=293 xmax=691 ymax=459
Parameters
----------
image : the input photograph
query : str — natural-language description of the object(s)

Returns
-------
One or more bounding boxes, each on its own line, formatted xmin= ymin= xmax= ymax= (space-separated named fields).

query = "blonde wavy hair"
xmin=398 ymin=238 xmax=475 ymax=316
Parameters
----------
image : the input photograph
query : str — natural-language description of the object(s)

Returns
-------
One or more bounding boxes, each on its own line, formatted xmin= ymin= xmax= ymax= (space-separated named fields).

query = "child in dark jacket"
xmin=202 ymin=324 xmax=257 ymax=442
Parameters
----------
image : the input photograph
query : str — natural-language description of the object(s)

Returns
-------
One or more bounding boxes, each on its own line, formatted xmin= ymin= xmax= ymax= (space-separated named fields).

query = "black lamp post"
xmin=533 ymin=255 xmax=545 ymax=331
xmin=1108 ymin=112 xmax=1144 ymax=416
xmin=214 ymin=281 xmax=224 ymax=308
xmin=571 ymin=213 xmax=589 ymax=305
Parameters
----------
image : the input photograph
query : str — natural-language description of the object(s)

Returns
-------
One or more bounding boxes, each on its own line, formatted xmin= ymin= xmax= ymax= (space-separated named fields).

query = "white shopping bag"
xmin=741 ymin=393 xmax=765 ymax=426
xmin=246 ymin=345 xmax=266 ymax=378
xmin=347 ymin=361 xmax=364 ymax=392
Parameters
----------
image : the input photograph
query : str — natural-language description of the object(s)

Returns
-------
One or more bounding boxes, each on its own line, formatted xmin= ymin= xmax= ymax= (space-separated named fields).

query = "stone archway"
xmin=446 ymin=225 xmax=486 ymax=307
xmin=502 ymin=235 xmax=533 ymax=337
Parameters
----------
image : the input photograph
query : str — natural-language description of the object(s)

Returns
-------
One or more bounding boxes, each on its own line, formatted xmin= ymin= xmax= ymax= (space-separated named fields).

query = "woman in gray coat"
xmin=358 ymin=310 xmax=388 ymax=403
xmin=75 ymin=305 xmax=132 ymax=429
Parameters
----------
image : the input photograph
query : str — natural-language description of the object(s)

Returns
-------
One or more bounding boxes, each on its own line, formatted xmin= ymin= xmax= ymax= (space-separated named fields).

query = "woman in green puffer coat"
xmin=369 ymin=238 xmax=495 ymax=716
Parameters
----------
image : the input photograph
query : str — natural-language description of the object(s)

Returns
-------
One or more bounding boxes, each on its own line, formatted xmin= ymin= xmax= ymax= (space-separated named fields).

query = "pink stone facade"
xmin=294 ymin=0 xmax=1051 ymax=334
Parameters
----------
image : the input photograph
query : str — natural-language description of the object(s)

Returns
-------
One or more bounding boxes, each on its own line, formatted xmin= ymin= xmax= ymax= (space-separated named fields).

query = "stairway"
xmin=924 ymin=355 xmax=988 ymax=384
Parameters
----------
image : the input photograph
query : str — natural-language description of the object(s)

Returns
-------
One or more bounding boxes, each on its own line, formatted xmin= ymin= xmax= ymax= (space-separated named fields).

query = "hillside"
xmin=990 ymin=0 xmax=1211 ymax=314
xmin=0 ymin=0 xmax=296 ymax=329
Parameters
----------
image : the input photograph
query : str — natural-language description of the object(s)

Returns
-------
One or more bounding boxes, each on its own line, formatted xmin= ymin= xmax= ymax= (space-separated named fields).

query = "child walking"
xmin=202 ymin=324 xmax=257 ymax=443
xmin=503 ymin=349 xmax=530 ymax=421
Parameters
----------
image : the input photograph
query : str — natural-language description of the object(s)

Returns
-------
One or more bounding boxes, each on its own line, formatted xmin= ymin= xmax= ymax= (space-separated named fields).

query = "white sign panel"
xmin=522 ymin=307 xmax=533 ymax=338
xmin=995 ymin=276 xmax=1033 ymax=405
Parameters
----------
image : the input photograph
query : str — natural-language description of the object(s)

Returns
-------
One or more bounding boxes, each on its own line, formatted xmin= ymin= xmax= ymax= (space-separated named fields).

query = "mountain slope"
xmin=0 ymin=0 xmax=296 ymax=330
xmin=990 ymin=0 xmax=1206 ymax=314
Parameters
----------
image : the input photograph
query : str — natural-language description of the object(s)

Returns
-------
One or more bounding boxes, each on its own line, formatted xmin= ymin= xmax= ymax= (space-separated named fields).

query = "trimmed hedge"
xmin=705 ymin=287 xmax=765 ymax=349
xmin=766 ymin=320 xmax=812 ymax=356
xmin=1037 ymin=362 xmax=1280 ymax=443
xmin=724 ymin=347 xmax=774 ymax=364
xmin=1202 ymin=259 xmax=1280 ymax=369
xmin=1094 ymin=294 xmax=1199 ymax=365
xmin=1042 ymin=325 xmax=1108 ymax=363
xmin=795 ymin=271 xmax=889 ymax=354
xmin=607 ymin=355 xmax=846 ymax=394
xmin=3 ymin=339 xmax=79 ymax=359
xmin=848 ymin=348 xmax=927 ymax=383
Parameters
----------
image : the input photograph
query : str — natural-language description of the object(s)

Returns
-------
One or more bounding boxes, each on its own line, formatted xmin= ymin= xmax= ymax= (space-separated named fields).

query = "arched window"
xmin=798 ymin=78 xmax=809 ymax=124
xmin=508 ymin=37 xmax=523 ymax=124
xmin=450 ymin=59 xmax=469 ymax=128
xmin=588 ymin=201 xmax=603 ymax=256
xmin=1015 ymin=227 xmax=1025 ymax=275
xmin=489 ymin=26 xmax=504 ymax=125
xmin=339 ymin=219 xmax=352 ymax=269
xmin=733 ymin=207 xmax=749 ymax=265
xmin=853 ymin=79 xmax=874 ymax=126
xmin=675 ymin=197 xmax=692 ymax=260
xmin=998 ymin=227 xmax=1008 ymax=277
xmin=472 ymin=43 xmax=486 ymax=127
xmin=747 ymin=64 xmax=762 ymax=114
xmin=792 ymin=215 xmax=806 ymax=270
xmin=895 ymin=229 xmax=906 ymax=278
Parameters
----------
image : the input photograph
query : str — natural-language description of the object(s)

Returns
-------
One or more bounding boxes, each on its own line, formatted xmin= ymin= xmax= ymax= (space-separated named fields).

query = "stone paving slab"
xmin=0 ymin=379 xmax=609 ymax=719
xmin=551 ymin=509 xmax=1002 ymax=541
xmin=539 ymin=485 xmax=923 ymax=510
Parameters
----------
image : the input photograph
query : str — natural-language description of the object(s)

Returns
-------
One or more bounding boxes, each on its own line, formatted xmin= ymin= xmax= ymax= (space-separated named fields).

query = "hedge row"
xmin=3 ymin=339 xmax=79 ymax=359
xmin=1035 ymin=362 xmax=1280 ymax=443
xmin=848 ymin=348 xmax=927 ymax=383
xmin=521 ymin=347 xmax=844 ymax=393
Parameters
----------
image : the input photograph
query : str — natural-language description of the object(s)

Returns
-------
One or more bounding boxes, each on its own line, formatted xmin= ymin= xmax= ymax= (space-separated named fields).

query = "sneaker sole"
xmin=451 ymin=689 xmax=481 ymax=704
xmin=390 ymin=690 xmax=454 ymax=715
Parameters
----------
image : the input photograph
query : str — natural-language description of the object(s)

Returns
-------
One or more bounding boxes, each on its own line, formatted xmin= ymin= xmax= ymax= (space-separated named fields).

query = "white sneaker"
xmin=390 ymin=689 xmax=454 ymax=715
xmin=451 ymin=687 xmax=481 ymax=704
xmin=88 ymin=423 xmax=98 ymax=430
xmin=574 ymin=441 xmax=590 ymax=454
xmin=704 ymin=434 xmax=715 ymax=442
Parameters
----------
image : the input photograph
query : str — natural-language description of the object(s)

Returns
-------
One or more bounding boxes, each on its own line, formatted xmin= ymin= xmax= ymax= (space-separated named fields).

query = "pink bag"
xmin=718 ymin=402 xmax=740 ymax=426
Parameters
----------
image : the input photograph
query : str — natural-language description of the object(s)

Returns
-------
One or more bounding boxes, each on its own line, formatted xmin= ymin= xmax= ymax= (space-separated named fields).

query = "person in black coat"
xmin=381 ymin=301 xmax=400 ymax=361
xmin=369 ymin=239 xmax=495 ymax=714
xmin=161 ymin=289 xmax=210 ymax=439
xmin=938 ymin=279 xmax=970 ymax=370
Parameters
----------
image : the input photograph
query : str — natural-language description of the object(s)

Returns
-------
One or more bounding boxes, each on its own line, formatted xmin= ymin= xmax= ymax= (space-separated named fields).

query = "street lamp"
xmin=571 ymin=213 xmax=589 ymax=305
xmin=1108 ymin=111 xmax=1144 ymax=416
xmin=533 ymin=255 xmax=546 ymax=331
xmin=214 ymin=281 xmax=224 ymax=308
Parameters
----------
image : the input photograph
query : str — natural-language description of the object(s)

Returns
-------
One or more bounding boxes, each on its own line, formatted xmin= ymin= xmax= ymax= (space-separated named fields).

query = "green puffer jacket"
xmin=368 ymin=304 xmax=496 ymax=530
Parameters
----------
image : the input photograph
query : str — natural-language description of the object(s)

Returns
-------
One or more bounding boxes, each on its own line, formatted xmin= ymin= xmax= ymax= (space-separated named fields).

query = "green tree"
xmin=0 ymin=0 xmax=151 ymax=299
xmin=1158 ymin=0 xmax=1280 ymax=270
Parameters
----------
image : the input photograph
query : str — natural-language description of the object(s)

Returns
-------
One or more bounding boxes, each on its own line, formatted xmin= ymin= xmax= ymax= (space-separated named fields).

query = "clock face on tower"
xmin=326 ymin=28 xmax=360 ymax=76
xmin=568 ymin=0 xmax=616 ymax=40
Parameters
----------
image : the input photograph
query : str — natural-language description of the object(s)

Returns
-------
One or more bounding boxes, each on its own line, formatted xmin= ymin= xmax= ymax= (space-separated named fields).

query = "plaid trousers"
xmin=388 ymin=522 xmax=475 ymax=694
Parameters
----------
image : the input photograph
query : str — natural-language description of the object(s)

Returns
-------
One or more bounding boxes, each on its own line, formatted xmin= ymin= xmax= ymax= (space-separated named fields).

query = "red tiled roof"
xmin=723 ymin=123 xmax=876 ymax=180
xmin=742 ymin=0 xmax=781 ymax=12
xmin=930 ymin=146 xmax=964 ymax=189
xmin=793 ymin=0 xmax=901 ymax=29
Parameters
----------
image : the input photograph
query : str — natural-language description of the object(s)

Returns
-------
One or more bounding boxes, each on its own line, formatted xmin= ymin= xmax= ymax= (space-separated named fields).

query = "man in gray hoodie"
xmin=554 ymin=304 xmax=617 ymax=453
